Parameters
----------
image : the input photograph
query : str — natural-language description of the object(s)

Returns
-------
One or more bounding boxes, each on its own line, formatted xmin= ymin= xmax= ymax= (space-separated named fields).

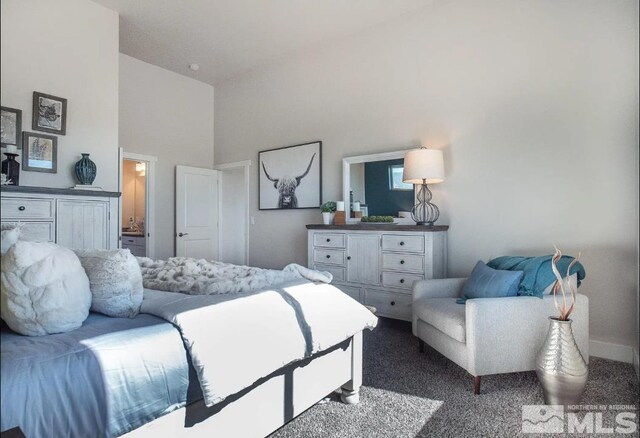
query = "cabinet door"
xmin=347 ymin=234 xmax=380 ymax=285
xmin=56 ymin=200 xmax=109 ymax=250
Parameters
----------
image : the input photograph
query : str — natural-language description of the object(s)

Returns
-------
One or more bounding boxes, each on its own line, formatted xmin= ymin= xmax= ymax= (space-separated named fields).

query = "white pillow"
xmin=1 ymin=241 xmax=91 ymax=336
xmin=74 ymin=249 xmax=143 ymax=318
xmin=543 ymin=273 xmax=578 ymax=295
xmin=1 ymin=223 xmax=21 ymax=255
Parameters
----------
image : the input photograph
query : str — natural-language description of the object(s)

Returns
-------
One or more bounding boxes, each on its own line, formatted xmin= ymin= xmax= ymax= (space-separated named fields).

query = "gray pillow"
xmin=459 ymin=261 xmax=524 ymax=303
xmin=74 ymin=249 xmax=143 ymax=318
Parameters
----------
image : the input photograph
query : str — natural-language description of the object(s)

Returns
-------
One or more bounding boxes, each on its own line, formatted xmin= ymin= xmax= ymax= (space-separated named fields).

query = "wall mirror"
xmin=342 ymin=150 xmax=415 ymax=223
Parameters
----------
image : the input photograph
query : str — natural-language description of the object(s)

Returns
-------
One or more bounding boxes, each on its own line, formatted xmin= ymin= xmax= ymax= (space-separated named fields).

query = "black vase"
xmin=1 ymin=153 xmax=20 ymax=186
xmin=74 ymin=153 xmax=97 ymax=185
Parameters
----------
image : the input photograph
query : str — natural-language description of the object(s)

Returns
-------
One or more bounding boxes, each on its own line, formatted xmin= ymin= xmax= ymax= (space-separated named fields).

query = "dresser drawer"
xmin=313 ymin=233 xmax=346 ymax=248
xmin=364 ymin=289 xmax=412 ymax=320
xmin=122 ymin=236 xmax=145 ymax=246
xmin=381 ymin=234 xmax=424 ymax=253
xmin=313 ymin=263 xmax=345 ymax=282
xmin=313 ymin=249 xmax=345 ymax=266
xmin=382 ymin=272 xmax=424 ymax=291
xmin=382 ymin=253 xmax=424 ymax=273
xmin=1 ymin=221 xmax=54 ymax=242
xmin=1 ymin=198 xmax=54 ymax=220
xmin=335 ymin=284 xmax=362 ymax=302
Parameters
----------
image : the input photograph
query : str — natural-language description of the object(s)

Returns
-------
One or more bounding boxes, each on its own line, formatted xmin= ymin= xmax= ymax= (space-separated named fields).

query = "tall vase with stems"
xmin=535 ymin=248 xmax=588 ymax=405
xmin=536 ymin=317 xmax=588 ymax=405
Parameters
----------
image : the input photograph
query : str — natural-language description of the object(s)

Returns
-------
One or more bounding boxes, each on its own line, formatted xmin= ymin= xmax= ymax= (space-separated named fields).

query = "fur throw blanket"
xmin=137 ymin=257 xmax=333 ymax=295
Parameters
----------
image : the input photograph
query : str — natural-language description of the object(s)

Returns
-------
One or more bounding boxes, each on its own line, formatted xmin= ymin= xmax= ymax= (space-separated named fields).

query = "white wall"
xmin=119 ymin=54 xmax=214 ymax=260
xmin=1 ymin=0 xmax=119 ymax=190
xmin=215 ymin=0 xmax=639 ymax=349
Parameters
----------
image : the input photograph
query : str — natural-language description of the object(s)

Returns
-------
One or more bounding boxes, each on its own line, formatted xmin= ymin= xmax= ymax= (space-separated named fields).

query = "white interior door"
xmin=176 ymin=165 xmax=219 ymax=259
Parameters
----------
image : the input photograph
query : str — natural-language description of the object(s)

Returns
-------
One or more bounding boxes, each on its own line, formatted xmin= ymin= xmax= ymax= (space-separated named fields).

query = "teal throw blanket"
xmin=487 ymin=255 xmax=585 ymax=298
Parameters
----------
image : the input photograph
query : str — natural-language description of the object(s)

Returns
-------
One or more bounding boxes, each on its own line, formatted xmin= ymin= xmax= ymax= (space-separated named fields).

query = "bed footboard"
xmin=125 ymin=331 xmax=364 ymax=438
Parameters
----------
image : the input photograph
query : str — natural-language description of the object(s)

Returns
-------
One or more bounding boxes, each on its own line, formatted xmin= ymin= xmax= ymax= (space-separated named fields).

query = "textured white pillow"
xmin=1 ymin=223 xmax=21 ymax=255
xmin=1 ymin=241 xmax=91 ymax=336
xmin=74 ymin=249 xmax=143 ymax=318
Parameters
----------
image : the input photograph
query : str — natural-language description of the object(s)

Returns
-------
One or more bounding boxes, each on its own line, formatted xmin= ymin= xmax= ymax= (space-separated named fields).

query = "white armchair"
xmin=412 ymin=278 xmax=589 ymax=394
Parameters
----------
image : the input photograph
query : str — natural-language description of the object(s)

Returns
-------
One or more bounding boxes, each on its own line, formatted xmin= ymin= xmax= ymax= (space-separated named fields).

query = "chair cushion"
xmin=414 ymin=298 xmax=466 ymax=343
xmin=460 ymin=261 xmax=523 ymax=301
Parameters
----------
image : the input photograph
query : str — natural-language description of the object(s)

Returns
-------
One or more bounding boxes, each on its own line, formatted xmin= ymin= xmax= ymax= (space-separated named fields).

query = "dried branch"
xmin=550 ymin=247 xmax=580 ymax=321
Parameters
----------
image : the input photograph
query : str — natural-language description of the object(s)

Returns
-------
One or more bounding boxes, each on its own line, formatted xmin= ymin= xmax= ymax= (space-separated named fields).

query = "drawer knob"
xmin=326 ymin=255 xmax=331 ymax=259
xmin=18 ymin=206 xmax=26 ymax=211
xmin=400 ymin=260 xmax=405 ymax=264
xmin=399 ymin=241 xmax=405 ymax=246
xmin=326 ymin=238 xmax=331 ymax=242
xmin=390 ymin=301 xmax=396 ymax=306
xmin=400 ymin=279 xmax=405 ymax=284
xmin=347 ymin=256 xmax=351 ymax=260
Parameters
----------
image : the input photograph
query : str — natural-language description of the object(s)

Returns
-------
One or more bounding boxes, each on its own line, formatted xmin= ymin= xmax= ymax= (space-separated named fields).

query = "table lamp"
xmin=403 ymin=147 xmax=444 ymax=226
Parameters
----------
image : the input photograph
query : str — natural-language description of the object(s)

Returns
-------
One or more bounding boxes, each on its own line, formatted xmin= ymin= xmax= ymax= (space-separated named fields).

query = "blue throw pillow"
xmin=457 ymin=261 xmax=524 ymax=304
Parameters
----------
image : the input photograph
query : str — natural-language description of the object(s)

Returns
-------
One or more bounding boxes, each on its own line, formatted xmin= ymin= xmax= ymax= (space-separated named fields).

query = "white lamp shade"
xmin=403 ymin=148 xmax=444 ymax=184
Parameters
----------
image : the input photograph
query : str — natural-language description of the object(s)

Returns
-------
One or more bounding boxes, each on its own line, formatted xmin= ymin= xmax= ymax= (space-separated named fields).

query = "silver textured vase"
xmin=536 ymin=317 xmax=588 ymax=405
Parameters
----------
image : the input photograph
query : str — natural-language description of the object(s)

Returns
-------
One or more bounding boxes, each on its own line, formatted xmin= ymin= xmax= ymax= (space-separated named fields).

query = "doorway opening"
xmin=119 ymin=150 xmax=157 ymax=259
xmin=215 ymin=160 xmax=251 ymax=265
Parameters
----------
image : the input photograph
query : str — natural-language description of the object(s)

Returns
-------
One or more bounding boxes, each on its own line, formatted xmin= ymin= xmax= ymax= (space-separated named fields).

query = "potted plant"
xmin=536 ymin=247 xmax=588 ymax=405
xmin=321 ymin=201 xmax=336 ymax=225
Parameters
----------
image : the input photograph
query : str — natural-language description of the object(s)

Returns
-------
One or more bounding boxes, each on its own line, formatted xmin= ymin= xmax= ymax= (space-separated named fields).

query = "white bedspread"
xmin=141 ymin=280 xmax=377 ymax=407
xmin=137 ymin=257 xmax=332 ymax=295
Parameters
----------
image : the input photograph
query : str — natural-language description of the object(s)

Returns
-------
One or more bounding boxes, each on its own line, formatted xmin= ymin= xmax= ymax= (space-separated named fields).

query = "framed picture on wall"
xmin=22 ymin=132 xmax=57 ymax=173
xmin=1 ymin=106 xmax=22 ymax=148
xmin=259 ymin=141 xmax=322 ymax=210
xmin=32 ymin=91 xmax=67 ymax=135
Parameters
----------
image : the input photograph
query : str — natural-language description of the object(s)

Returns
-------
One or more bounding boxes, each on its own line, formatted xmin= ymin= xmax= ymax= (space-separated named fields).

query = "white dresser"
xmin=307 ymin=224 xmax=448 ymax=321
xmin=1 ymin=186 xmax=120 ymax=250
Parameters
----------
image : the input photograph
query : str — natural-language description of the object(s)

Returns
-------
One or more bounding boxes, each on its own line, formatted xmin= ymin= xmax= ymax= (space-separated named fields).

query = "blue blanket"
xmin=487 ymin=255 xmax=585 ymax=298
xmin=1 ymin=313 xmax=202 ymax=438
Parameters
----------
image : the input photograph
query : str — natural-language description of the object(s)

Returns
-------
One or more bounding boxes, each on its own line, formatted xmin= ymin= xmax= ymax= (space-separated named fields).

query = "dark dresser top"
xmin=306 ymin=224 xmax=448 ymax=231
xmin=1 ymin=185 xmax=121 ymax=198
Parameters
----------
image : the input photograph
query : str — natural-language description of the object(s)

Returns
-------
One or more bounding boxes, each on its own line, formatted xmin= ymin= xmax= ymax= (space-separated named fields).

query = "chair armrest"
xmin=465 ymin=294 xmax=589 ymax=376
xmin=412 ymin=278 xmax=466 ymax=302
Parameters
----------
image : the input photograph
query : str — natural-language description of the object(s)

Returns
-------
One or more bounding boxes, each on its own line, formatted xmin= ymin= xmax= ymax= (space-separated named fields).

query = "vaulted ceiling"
xmin=92 ymin=0 xmax=433 ymax=85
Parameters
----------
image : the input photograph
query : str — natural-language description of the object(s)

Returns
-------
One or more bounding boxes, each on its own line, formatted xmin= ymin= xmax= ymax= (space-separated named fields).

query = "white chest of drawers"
xmin=1 ymin=186 xmax=120 ymax=250
xmin=307 ymin=224 xmax=448 ymax=321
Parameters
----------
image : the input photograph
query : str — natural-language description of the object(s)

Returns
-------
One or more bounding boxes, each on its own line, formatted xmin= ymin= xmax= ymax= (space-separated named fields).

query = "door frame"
xmin=119 ymin=149 xmax=157 ymax=259
xmin=213 ymin=160 xmax=251 ymax=265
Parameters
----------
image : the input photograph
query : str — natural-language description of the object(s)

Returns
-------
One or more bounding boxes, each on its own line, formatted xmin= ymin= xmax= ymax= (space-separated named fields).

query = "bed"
xmin=1 ymin=280 xmax=376 ymax=438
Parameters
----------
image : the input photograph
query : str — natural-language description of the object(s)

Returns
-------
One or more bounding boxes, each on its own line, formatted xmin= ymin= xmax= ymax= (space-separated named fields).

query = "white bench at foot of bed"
xmin=124 ymin=331 xmax=363 ymax=438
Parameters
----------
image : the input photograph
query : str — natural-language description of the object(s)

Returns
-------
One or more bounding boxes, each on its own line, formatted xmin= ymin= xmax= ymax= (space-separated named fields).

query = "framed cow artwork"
xmin=259 ymin=141 xmax=322 ymax=210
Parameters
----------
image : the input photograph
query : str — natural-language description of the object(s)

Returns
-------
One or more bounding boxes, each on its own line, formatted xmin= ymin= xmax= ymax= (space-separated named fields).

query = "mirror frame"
xmin=342 ymin=149 xmax=410 ymax=221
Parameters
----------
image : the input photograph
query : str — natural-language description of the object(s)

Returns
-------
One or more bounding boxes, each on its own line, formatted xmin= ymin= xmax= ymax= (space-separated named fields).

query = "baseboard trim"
xmin=633 ymin=348 xmax=639 ymax=380
xmin=589 ymin=340 xmax=634 ymax=364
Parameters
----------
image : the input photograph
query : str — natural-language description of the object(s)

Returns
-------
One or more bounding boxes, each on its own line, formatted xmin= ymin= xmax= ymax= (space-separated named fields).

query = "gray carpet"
xmin=270 ymin=318 xmax=639 ymax=438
